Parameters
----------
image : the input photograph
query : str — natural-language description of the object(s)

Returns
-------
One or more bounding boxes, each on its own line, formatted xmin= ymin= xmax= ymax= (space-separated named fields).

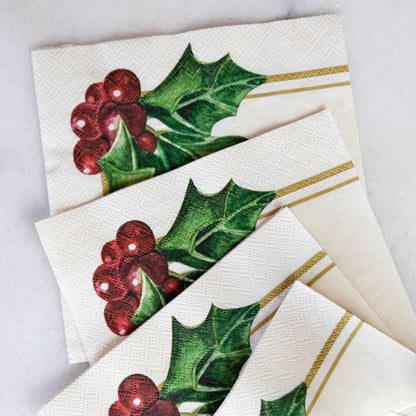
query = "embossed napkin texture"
xmin=215 ymin=282 xmax=416 ymax=416
xmin=32 ymin=14 xmax=362 ymax=216
xmin=38 ymin=209 xmax=380 ymax=416
xmin=36 ymin=111 xmax=416 ymax=366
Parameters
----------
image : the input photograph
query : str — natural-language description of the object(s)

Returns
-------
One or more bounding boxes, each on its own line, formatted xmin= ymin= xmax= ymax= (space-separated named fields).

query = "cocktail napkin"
xmin=215 ymin=282 xmax=416 ymax=416
xmin=32 ymin=14 xmax=363 ymax=216
xmin=36 ymin=110 xmax=416 ymax=364
xmin=37 ymin=208 xmax=378 ymax=415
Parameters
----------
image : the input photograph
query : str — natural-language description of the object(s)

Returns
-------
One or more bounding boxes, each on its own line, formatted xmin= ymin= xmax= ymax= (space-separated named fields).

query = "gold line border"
xmin=246 ymin=81 xmax=351 ymax=99
xmin=265 ymin=65 xmax=349 ymax=83
xmin=141 ymin=65 xmax=349 ymax=96
xmin=306 ymin=320 xmax=364 ymax=414
xmin=258 ymin=251 xmax=327 ymax=309
xmin=305 ymin=312 xmax=353 ymax=388
xmin=250 ymin=310 xmax=278 ymax=336
xmin=101 ymin=172 xmax=109 ymax=196
xmin=306 ymin=263 xmax=336 ymax=287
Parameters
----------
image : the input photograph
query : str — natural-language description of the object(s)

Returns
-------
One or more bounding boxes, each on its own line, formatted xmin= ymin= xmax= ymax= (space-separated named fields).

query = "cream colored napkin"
xmin=215 ymin=282 xmax=416 ymax=416
xmin=36 ymin=110 xmax=416 ymax=365
xmin=38 ymin=208 xmax=378 ymax=416
xmin=32 ymin=14 xmax=362 ymax=216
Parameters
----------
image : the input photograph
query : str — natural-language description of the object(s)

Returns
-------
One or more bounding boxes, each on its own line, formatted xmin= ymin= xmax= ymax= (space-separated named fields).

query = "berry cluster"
xmin=109 ymin=374 xmax=179 ymax=416
xmin=93 ymin=220 xmax=184 ymax=336
xmin=71 ymin=69 xmax=158 ymax=175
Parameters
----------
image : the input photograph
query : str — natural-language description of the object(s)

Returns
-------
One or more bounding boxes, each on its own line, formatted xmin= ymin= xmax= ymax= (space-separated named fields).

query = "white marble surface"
xmin=0 ymin=1 xmax=415 ymax=414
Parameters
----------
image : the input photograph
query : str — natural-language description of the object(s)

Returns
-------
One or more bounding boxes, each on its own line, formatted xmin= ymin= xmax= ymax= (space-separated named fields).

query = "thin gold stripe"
xmin=250 ymin=310 xmax=278 ymax=336
xmin=265 ymin=65 xmax=349 ymax=83
xmin=389 ymin=411 xmax=408 ymax=416
xmin=245 ymin=81 xmax=351 ymax=99
xmin=286 ymin=176 xmax=359 ymax=209
xmin=258 ymin=251 xmax=327 ymax=309
xmin=101 ymin=172 xmax=109 ymax=196
xmin=306 ymin=320 xmax=364 ymax=414
xmin=258 ymin=175 xmax=359 ymax=221
xmin=304 ymin=312 xmax=353 ymax=388
xmin=276 ymin=161 xmax=354 ymax=199
xmin=306 ymin=263 xmax=336 ymax=287
xmin=141 ymin=65 xmax=349 ymax=96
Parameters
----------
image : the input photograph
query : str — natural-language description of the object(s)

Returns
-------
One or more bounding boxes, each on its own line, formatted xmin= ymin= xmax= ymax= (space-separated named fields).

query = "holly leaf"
xmin=130 ymin=271 xmax=166 ymax=327
xmin=160 ymin=303 xmax=260 ymax=413
xmin=141 ymin=44 xmax=267 ymax=135
xmin=97 ymin=119 xmax=157 ymax=192
xmin=156 ymin=179 xmax=276 ymax=270
xmin=260 ymin=383 xmax=307 ymax=416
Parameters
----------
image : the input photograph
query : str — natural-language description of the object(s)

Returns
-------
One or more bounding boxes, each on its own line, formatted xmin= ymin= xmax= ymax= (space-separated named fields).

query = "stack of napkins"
xmin=32 ymin=14 xmax=416 ymax=415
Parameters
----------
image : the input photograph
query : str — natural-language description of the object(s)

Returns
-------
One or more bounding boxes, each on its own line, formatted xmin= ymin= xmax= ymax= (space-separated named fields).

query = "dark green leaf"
xmin=141 ymin=44 xmax=267 ymax=135
xmin=156 ymin=179 xmax=276 ymax=270
xmin=160 ymin=303 xmax=260 ymax=413
xmin=130 ymin=271 xmax=166 ymax=327
xmin=260 ymin=383 xmax=307 ymax=416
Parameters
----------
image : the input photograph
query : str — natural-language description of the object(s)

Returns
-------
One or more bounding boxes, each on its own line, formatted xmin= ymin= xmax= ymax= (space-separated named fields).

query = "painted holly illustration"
xmin=93 ymin=179 xmax=275 ymax=336
xmin=260 ymin=383 xmax=307 ymax=416
xmin=71 ymin=44 xmax=267 ymax=193
xmin=109 ymin=303 xmax=260 ymax=415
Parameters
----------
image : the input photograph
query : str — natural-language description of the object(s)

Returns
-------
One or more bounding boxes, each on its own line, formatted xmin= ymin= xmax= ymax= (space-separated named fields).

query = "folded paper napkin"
xmin=215 ymin=282 xmax=416 ymax=416
xmin=36 ymin=110 xmax=416 ymax=366
xmin=32 ymin=14 xmax=363 ymax=216
xmin=38 ymin=208 xmax=380 ymax=415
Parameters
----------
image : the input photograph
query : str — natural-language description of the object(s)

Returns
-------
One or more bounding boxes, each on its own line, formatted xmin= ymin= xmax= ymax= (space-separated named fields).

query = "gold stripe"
xmin=101 ymin=172 xmax=109 ymax=196
xmin=276 ymin=161 xmax=354 ymax=199
xmin=258 ymin=251 xmax=327 ymax=309
xmin=306 ymin=263 xmax=336 ymax=287
xmin=258 ymin=175 xmax=359 ymax=221
xmin=389 ymin=411 xmax=408 ymax=416
xmin=141 ymin=65 xmax=349 ymax=96
xmin=306 ymin=320 xmax=364 ymax=414
xmin=304 ymin=312 xmax=353 ymax=388
xmin=245 ymin=81 xmax=351 ymax=99
xmin=265 ymin=65 xmax=349 ymax=83
xmin=286 ymin=176 xmax=359 ymax=208
xmin=250 ymin=310 xmax=277 ymax=336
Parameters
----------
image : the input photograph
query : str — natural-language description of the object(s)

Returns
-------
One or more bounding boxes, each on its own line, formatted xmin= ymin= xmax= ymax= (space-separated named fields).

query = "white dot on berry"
xmin=119 ymin=329 xmax=126 ymax=335
xmin=128 ymin=243 xmax=136 ymax=251
xmin=133 ymin=398 xmax=141 ymax=406
xmin=83 ymin=168 xmax=90 ymax=174
xmin=113 ymin=89 xmax=121 ymax=97
xmin=108 ymin=123 xmax=116 ymax=131
xmin=100 ymin=282 xmax=109 ymax=291
xmin=132 ymin=278 xmax=139 ymax=287
xmin=76 ymin=119 xmax=86 ymax=128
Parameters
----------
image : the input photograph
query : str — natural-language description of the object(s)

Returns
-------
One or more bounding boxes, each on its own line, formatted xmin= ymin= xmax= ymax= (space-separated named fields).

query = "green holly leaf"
xmin=97 ymin=120 xmax=157 ymax=192
xmin=141 ymin=44 xmax=267 ymax=135
xmin=260 ymin=383 xmax=307 ymax=416
xmin=160 ymin=303 xmax=260 ymax=413
xmin=156 ymin=179 xmax=276 ymax=270
xmin=130 ymin=271 xmax=166 ymax=327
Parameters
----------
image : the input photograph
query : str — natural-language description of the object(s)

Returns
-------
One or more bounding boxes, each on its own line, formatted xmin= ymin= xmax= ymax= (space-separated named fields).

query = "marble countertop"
xmin=0 ymin=1 xmax=415 ymax=414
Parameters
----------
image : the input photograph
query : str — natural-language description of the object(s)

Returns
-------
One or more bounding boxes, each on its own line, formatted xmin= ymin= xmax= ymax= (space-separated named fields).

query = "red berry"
xmin=99 ymin=102 xmax=146 ymax=142
xmin=162 ymin=277 xmax=184 ymax=298
xmin=93 ymin=263 xmax=127 ymax=302
xmin=135 ymin=131 xmax=157 ymax=154
xmin=109 ymin=400 xmax=130 ymax=416
xmin=71 ymin=102 xmax=102 ymax=140
xmin=120 ymin=251 xmax=169 ymax=291
xmin=144 ymin=399 xmax=179 ymax=416
xmin=73 ymin=137 xmax=110 ymax=175
xmin=116 ymin=221 xmax=155 ymax=257
xmin=85 ymin=82 xmax=106 ymax=104
xmin=104 ymin=69 xmax=141 ymax=104
xmin=102 ymin=240 xmax=123 ymax=264
xmin=104 ymin=294 xmax=139 ymax=336
xmin=118 ymin=374 xmax=158 ymax=412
